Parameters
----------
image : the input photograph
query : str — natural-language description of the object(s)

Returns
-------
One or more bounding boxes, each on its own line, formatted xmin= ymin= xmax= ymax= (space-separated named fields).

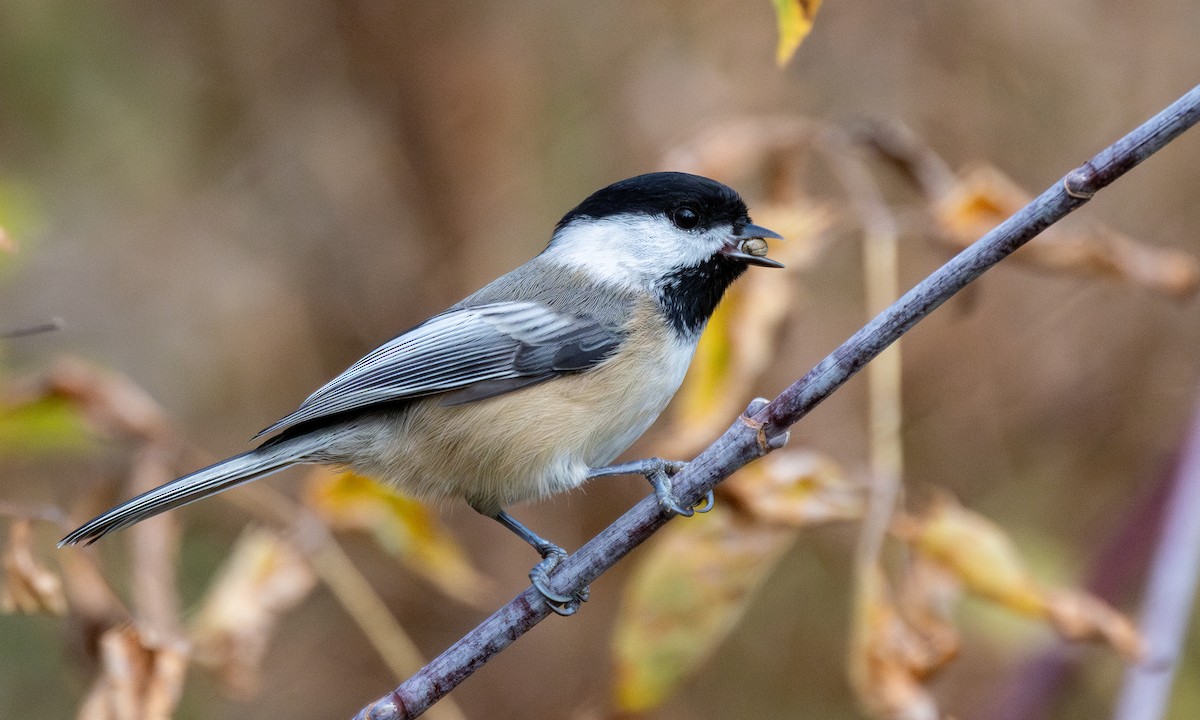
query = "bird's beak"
xmin=723 ymin=223 xmax=785 ymax=268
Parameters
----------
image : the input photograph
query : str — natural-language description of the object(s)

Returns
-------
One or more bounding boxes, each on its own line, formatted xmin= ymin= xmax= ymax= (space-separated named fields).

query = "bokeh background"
xmin=3 ymin=0 xmax=1200 ymax=718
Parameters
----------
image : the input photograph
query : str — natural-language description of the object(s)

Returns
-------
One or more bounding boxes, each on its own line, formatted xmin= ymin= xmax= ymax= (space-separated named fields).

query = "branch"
xmin=353 ymin=83 xmax=1200 ymax=720
xmin=1112 ymin=390 xmax=1200 ymax=720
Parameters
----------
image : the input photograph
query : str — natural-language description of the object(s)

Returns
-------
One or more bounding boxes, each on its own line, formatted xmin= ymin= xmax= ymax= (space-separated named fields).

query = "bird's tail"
xmin=59 ymin=436 xmax=314 ymax=546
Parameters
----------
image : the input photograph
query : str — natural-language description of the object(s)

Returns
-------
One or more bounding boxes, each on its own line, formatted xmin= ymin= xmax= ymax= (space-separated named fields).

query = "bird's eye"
xmin=671 ymin=206 xmax=701 ymax=230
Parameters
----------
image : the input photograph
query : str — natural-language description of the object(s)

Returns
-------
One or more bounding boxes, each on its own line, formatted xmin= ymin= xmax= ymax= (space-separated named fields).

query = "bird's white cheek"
xmin=541 ymin=218 xmax=652 ymax=288
xmin=544 ymin=216 xmax=723 ymax=290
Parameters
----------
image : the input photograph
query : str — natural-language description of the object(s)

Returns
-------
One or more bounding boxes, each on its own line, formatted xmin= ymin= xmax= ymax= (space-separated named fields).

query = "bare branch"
xmin=0 ymin=317 xmax=64 ymax=340
xmin=352 ymin=83 xmax=1200 ymax=720
xmin=1112 ymin=393 xmax=1200 ymax=720
xmin=0 ymin=501 xmax=71 ymax=527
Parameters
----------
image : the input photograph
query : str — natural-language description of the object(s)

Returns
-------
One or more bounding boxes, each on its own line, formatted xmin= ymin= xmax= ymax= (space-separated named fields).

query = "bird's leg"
xmin=587 ymin=459 xmax=714 ymax=517
xmin=483 ymin=507 xmax=589 ymax=616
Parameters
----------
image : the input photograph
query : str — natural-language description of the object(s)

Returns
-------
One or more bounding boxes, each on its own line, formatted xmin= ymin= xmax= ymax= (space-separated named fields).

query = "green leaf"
xmin=0 ymin=395 xmax=92 ymax=455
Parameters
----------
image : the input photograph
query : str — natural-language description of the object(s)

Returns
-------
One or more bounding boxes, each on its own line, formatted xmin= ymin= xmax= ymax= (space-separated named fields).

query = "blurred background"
xmin=2 ymin=0 xmax=1200 ymax=718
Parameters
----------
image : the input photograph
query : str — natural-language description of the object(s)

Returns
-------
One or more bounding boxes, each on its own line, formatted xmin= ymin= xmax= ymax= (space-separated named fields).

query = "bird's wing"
xmin=257 ymin=301 xmax=623 ymax=437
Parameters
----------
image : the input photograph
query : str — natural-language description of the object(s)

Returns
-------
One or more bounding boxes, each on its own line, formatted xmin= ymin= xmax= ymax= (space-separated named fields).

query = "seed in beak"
xmin=740 ymin=237 xmax=769 ymax=258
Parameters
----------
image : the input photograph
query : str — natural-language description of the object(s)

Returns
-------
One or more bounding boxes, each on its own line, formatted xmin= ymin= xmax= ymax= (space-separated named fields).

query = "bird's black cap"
xmin=556 ymin=172 xmax=751 ymax=232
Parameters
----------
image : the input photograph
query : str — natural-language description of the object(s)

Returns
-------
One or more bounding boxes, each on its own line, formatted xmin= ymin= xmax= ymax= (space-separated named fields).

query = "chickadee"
xmin=60 ymin=172 xmax=783 ymax=613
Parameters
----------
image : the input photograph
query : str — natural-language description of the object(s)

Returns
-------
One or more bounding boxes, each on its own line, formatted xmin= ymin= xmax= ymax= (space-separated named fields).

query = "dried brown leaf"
xmin=0 ymin=519 xmax=67 ymax=615
xmin=932 ymin=165 xmax=1028 ymax=241
xmin=849 ymin=566 xmax=945 ymax=720
xmin=1043 ymin=588 xmax=1144 ymax=660
xmin=849 ymin=119 xmax=957 ymax=200
xmin=723 ymin=449 xmax=862 ymax=527
xmin=126 ymin=444 xmax=184 ymax=639
xmin=895 ymin=557 xmax=962 ymax=671
xmin=58 ymin=548 xmax=131 ymax=649
xmin=77 ymin=625 xmax=188 ymax=720
xmin=933 ymin=165 xmax=1199 ymax=298
xmin=189 ymin=527 xmax=317 ymax=698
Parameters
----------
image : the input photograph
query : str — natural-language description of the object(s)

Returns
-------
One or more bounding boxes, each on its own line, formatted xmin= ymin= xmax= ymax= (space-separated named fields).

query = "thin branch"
xmin=817 ymin=125 xmax=906 ymax=563
xmin=979 ymin=459 xmax=1169 ymax=720
xmin=0 ymin=501 xmax=71 ymax=527
xmin=0 ymin=317 xmax=64 ymax=340
xmin=846 ymin=117 xmax=957 ymax=199
xmin=1112 ymin=392 xmax=1200 ymax=720
xmin=306 ymin=530 xmax=472 ymax=720
xmin=128 ymin=444 xmax=184 ymax=641
xmin=215 ymin=481 xmax=472 ymax=720
xmin=821 ymin=125 xmax=915 ymax=714
xmin=352 ymin=83 xmax=1200 ymax=720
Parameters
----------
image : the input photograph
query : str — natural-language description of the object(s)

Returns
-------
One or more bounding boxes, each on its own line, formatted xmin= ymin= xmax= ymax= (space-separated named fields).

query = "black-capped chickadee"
xmin=60 ymin=172 xmax=783 ymax=613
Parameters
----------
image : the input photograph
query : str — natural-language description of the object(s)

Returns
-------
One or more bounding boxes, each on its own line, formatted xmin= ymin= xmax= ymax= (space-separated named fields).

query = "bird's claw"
xmin=649 ymin=465 xmax=714 ymax=518
xmin=529 ymin=549 xmax=588 ymax=616
xmin=656 ymin=482 xmax=695 ymax=516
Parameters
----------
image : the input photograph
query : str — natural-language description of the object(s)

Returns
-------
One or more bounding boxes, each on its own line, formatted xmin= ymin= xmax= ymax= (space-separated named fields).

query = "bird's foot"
xmin=487 ymin=508 xmax=588 ymax=616
xmin=529 ymin=546 xmax=589 ymax=616
xmin=588 ymin=458 xmax=714 ymax=518
xmin=646 ymin=463 xmax=714 ymax=517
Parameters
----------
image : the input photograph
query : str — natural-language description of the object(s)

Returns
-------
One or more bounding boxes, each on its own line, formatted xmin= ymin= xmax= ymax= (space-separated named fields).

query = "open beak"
xmin=722 ymin=222 xmax=785 ymax=268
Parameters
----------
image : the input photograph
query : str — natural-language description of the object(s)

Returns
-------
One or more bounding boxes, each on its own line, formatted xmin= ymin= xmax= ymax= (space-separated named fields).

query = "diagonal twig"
xmin=353 ymin=83 xmax=1200 ymax=720
xmin=1112 ymin=391 xmax=1200 ymax=720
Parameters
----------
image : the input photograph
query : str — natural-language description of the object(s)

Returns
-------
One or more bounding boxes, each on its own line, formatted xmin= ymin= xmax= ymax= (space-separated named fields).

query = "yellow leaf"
xmin=304 ymin=468 xmax=492 ymax=605
xmin=4 ymin=358 xmax=173 ymax=444
xmin=612 ymin=508 xmax=795 ymax=711
xmin=723 ymin=449 xmax=862 ymax=527
xmin=896 ymin=492 xmax=1143 ymax=657
xmin=772 ymin=0 xmax=823 ymax=66
xmin=189 ymin=528 xmax=317 ymax=698
xmin=896 ymin=493 xmax=1045 ymax=615
xmin=0 ymin=394 xmax=92 ymax=454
